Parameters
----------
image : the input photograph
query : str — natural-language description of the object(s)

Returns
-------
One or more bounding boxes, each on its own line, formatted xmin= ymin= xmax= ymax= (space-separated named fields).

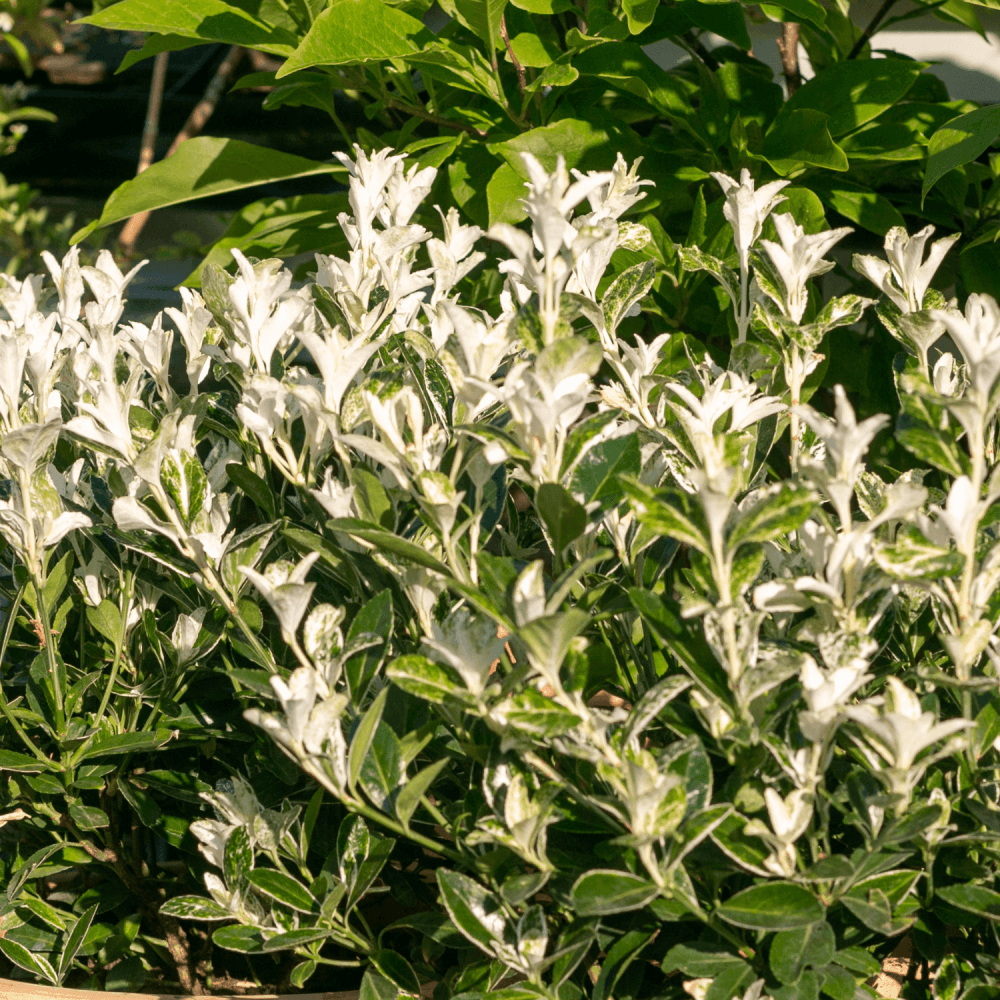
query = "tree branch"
xmin=500 ymin=13 xmax=526 ymax=100
xmin=776 ymin=22 xmax=801 ymax=95
xmin=847 ymin=0 xmax=899 ymax=59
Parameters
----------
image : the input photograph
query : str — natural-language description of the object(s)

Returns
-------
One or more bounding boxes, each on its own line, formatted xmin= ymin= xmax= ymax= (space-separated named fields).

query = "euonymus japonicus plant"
xmin=3 ymin=143 xmax=1000 ymax=997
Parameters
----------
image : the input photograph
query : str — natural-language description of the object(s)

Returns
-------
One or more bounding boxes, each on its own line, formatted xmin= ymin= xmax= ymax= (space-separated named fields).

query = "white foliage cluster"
xmin=1 ymin=145 xmax=995 ymax=933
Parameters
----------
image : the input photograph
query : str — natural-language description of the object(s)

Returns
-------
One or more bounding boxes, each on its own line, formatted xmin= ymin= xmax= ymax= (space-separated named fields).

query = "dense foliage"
xmin=2 ymin=139 xmax=1000 ymax=1000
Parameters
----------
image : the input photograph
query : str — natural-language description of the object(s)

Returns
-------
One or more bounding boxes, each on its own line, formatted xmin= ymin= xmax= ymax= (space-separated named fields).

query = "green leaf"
xmin=0 ymin=749 xmax=50 ymax=772
xmin=570 ymin=870 xmax=659 ymax=916
xmin=80 ymin=730 xmax=173 ymax=759
xmin=360 ymin=722 xmax=406 ymax=812
xmin=728 ymin=484 xmax=815 ymax=549
xmin=72 ymin=138 xmax=342 ymax=244
xmin=0 ymin=937 xmax=59 ymax=984
xmin=224 ymin=826 xmax=254 ymax=889
xmin=228 ymin=465 xmax=276 ymax=520
xmin=387 ymin=654 xmax=464 ymax=704
xmin=760 ymin=0 xmax=826 ymax=27
xmin=809 ymin=178 xmax=905 ymax=236
xmin=348 ymin=685 xmax=390 ymax=792
xmin=487 ymin=163 xmax=528 ymax=227
xmin=677 ymin=0 xmax=751 ymax=48
xmin=371 ymin=948 xmax=422 ymax=995
xmin=395 ymin=757 xmax=451 ymax=827
xmin=622 ymin=0 xmax=658 ymax=32
xmin=86 ymin=599 xmax=122 ymax=645
xmin=116 ymin=32 xmax=201 ymax=73
xmin=769 ymin=921 xmax=835 ymax=984
xmin=777 ymin=59 xmax=926 ymax=137
xmin=603 ymin=261 xmax=655 ymax=336
xmin=328 ymin=518 xmax=451 ymax=576
xmin=453 ymin=0 xmax=509 ymax=52
xmin=437 ymin=870 xmax=509 ymax=953
xmin=536 ymin=483 xmax=587 ymax=554
xmin=761 ymin=110 xmax=848 ymax=175
xmin=923 ymin=105 xmax=1000 ymax=200
xmin=664 ymin=942 xmax=750 ymax=978
xmin=279 ymin=0 xmax=434 ymax=73
xmin=717 ymin=882 xmax=824 ymax=930
xmin=213 ymin=924 xmax=265 ymax=954
xmin=68 ymin=803 xmax=109 ymax=831
xmin=59 ymin=903 xmax=98 ymax=981
xmin=159 ymin=896 xmax=234 ymax=920
xmin=935 ymin=884 xmax=1000 ymax=921
xmin=246 ymin=870 xmax=317 ymax=913
xmin=105 ymin=955 xmax=146 ymax=992
xmin=261 ymin=929 xmax=335 ymax=952
xmin=80 ymin=0 xmax=297 ymax=55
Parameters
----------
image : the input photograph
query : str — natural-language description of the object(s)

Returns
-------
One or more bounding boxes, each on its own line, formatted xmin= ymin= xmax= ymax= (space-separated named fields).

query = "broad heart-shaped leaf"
xmin=71 ymin=138 xmax=342 ymax=244
xmin=536 ymin=483 xmax=587 ymax=554
xmin=452 ymin=0 xmax=509 ymax=52
xmin=278 ymin=0 xmax=434 ymax=74
xmin=808 ymin=178 xmax=905 ymax=236
xmin=717 ymin=881 xmax=824 ymax=930
xmin=437 ymin=870 xmax=510 ymax=954
xmin=761 ymin=110 xmax=848 ymax=176
xmin=246 ymin=870 xmax=317 ymax=913
xmin=80 ymin=0 xmax=298 ymax=55
xmin=571 ymin=870 xmax=660 ymax=916
xmin=774 ymin=59 xmax=926 ymax=137
xmin=769 ymin=921 xmax=835 ymax=984
xmin=924 ymin=105 xmax=1000 ymax=200
xmin=159 ymin=896 xmax=234 ymax=920
xmin=935 ymin=884 xmax=1000 ymax=921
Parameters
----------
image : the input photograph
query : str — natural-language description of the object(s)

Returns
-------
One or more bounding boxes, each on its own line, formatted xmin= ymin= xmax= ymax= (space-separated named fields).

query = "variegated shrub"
xmin=0 ymin=147 xmax=999 ymax=1000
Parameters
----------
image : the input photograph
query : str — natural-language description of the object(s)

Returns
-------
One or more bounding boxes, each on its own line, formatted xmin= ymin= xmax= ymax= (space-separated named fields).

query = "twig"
xmin=776 ymin=22 xmax=801 ymax=95
xmin=847 ymin=0 xmax=899 ymax=58
xmin=500 ymin=13 xmax=526 ymax=99
xmin=136 ymin=52 xmax=169 ymax=175
xmin=384 ymin=97 xmax=488 ymax=136
xmin=681 ymin=31 xmax=719 ymax=70
xmin=118 ymin=46 xmax=245 ymax=257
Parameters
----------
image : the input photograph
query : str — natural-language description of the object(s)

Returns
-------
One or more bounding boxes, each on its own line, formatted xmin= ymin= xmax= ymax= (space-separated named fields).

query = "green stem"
xmin=93 ymin=570 xmax=135 ymax=731
xmin=31 ymin=570 xmax=64 ymax=732
xmin=0 ymin=582 xmax=53 ymax=765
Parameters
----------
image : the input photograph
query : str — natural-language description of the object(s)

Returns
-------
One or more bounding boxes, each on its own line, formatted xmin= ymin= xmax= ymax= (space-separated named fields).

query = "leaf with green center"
xmin=571 ymin=870 xmax=659 ymax=916
xmin=247 ymin=870 xmax=317 ymax=913
xmin=159 ymin=896 xmax=234 ymax=920
xmin=769 ymin=921 xmax=835 ymax=984
xmin=437 ymin=870 xmax=510 ymax=954
xmin=717 ymin=882 xmax=824 ymax=930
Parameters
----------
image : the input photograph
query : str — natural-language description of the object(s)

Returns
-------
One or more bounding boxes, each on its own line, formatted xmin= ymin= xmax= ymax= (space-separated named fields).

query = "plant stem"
xmin=383 ymin=98 xmax=488 ymax=137
xmin=500 ymin=14 xmax=526 ymax=100
xmin=847 ymin=0 xmax=899 ymax=58
xmin=776 ymin=22 xmax=801 ymax=94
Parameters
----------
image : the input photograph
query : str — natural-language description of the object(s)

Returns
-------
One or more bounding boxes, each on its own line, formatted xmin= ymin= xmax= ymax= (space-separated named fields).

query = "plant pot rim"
xmin=0 ymin=979 xmax=366 ymax=1000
